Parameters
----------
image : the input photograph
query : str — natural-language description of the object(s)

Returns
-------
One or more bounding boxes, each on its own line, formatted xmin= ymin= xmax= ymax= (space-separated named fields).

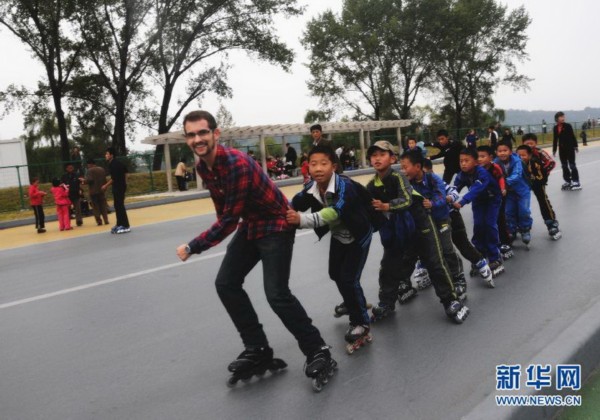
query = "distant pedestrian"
xmin=84 ymin=159 xmax=110 ymax=226
xmin=102 ymin=147 xmax=131 ymax=234
xmin=580 ymin=130 xmax=588 ymax=146
xmin=501 ymin=128 xmax=515 ymax=148
xmin=61 ymin=163 xmax=83 ymax=226
xmin=465 ymin=129 xmax=478 ymax=149
xmin=175 ymin=157 xmax=188 ymax=191
xmin=70 ymin=146 xmax=83 ymax=175
xmin=29 ymin=177 xmax=46 ymax=233
xmin=553 ymin=112 xmax=581 ymax=190
xmin=487 ymin=126 xmax=499 ymax=150
xmin=428 ymin=129 xmax=463 ymax=183
xmin=51 ymin=178 xmax=72 ymax=231
xmin=542 ymin=119 xmax=547 ymax=134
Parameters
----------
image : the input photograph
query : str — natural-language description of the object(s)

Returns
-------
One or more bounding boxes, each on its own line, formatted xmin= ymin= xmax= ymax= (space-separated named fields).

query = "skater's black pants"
xmin=435 ymin=218 xmax=463 ymax=281
xmin=399 ymin=216 xmax=457 ymax=305
xmin=112 ymin=187 xmax=130 ymax=228
xmin=215 ymin=230 xmax=325 ymax=356
xmin=329 ymin=237 xmax=371 ymax=326
xmin=377 ymin=245 xmax=405 ymax=306
xmin=498 ymin=196 xmax=511 ymax=246
xmin=559 ymin=147 xmax=579 ymax=183
xmin=449 ymin=210 xmax=482 ymax=265
xmin=32 ymin=205 xmax=45 ymax=229
xmin=532 ymin=183 xmax=556 ymax=223
xmin=442 ymin=169 xmax=458 ymax=184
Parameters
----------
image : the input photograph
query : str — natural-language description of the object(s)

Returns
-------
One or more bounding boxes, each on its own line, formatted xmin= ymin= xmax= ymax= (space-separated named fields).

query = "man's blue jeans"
xmin=215 ymin=229 xmax=325 ymax=356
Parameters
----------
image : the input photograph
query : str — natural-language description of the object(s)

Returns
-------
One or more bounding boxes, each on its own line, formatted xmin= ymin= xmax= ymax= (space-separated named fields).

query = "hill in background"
xmin=505 ymin=107 xmax=600 ymax=125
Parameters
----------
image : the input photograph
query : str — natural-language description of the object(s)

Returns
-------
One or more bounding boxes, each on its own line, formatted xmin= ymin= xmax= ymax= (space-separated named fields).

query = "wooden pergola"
xmin=141 ymin=120 xmax=412 ymax=192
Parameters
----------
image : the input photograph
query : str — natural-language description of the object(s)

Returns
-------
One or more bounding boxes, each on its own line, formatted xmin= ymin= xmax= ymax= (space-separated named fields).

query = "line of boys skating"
xmin=176 ymin=110 xmax=580 ymax=392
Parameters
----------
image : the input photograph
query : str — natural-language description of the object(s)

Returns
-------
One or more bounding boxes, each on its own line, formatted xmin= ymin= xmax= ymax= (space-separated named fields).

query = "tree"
xmin=0 ymin=0 xmax=81 ymax=161
xmin=431 ymin=0 xmax=530 ymax=135
xmin=216 ymin=103 xmax=235 ymax=129
xmin=148 ymin=0 xmax=302 ymax=169
xmin=302 ymin=0 xmax=439 ymax=121
xmin=74 ymin=0 xmax=165 ymax=156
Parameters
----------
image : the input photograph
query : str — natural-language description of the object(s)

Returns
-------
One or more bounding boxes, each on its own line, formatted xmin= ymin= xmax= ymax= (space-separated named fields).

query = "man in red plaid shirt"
xmin=176 ymin=110 xmax=335 ymax=388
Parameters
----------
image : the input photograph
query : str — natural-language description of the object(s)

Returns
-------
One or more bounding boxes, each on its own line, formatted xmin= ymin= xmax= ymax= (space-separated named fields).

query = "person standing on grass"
xmin=29 ymin=177 xmax=47 ymax=233
xmin=102 ymin=147 xmax=130 ymax=234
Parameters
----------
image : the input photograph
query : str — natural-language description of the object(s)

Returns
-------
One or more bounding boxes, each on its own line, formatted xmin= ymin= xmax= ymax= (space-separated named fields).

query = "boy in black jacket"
xmin=287 ymin=145 xmax=379 ymax=351
xmin=429 ymin=129 xmax=464 ymax=183
xmin=553 ymin=111 xmax=581 ymax=190
xmin=367 ymin=142 xmax=469 ymax=324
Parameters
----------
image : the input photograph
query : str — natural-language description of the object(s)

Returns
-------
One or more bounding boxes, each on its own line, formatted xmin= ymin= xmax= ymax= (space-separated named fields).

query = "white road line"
xmin=0 ymin=230 xmax=316 ymax=310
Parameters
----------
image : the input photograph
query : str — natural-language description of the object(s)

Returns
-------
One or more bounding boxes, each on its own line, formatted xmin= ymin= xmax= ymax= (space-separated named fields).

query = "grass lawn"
xmin=557 ymin=368 xmax=600 ymax=419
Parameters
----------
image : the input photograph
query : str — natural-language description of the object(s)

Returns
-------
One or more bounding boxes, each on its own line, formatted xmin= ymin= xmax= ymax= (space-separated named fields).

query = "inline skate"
xmin=344 ymin=324 xmax=372 ymax=354
xmin=226 ymin=346 xmax=287 ymax=387
xmin=304 ymin=345 xmax=337 ymax=393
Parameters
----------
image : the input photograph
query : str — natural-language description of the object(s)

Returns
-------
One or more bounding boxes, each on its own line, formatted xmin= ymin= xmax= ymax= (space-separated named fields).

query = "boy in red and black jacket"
xmin=477 ymin=146 xmax=513 ymax=260
xmin=517 ymin=142 xmax=562 ymax=240
xmin=29 ymin=177 xmax=47 ymax=233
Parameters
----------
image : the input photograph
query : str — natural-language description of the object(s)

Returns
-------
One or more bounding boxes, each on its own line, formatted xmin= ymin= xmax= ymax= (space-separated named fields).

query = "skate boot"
xmin=333 ymin=302 xmax=348 ymax=318
xmin=521 ymin=229 xmax=531 ymax=249
xmin=413 ymin=261 xmax=432 ymax=290
xmin=475 ymin=258 xmax=494 ymax=287
xmin=545 ymin=220 xmax=562 ymax=240
xmin=561 ymin=182 xmax=572 ymax=191
xmin=445 ymin=300 xmax=470 ymax=324
xmin=398 ymin=283 xmax=418 ymax=304
xmin=570 ymin=181 xmax=582 ymax=191
xmin=304 ymin=345 xmax=337 ymax=392
xmin=489 ymin=260 xmax=505 ymax=279
xmin=453 ymin=272 xmax=467 ymax=302
xmin=344 ymin=324 xmax=373 ymax=354
xmin=226 ymin=346 xmax=287 ymax=387
xmin=500 ymin=244 xmax=514 ymax=261
xmin=370 ymin=302 xmax=395 ymax=322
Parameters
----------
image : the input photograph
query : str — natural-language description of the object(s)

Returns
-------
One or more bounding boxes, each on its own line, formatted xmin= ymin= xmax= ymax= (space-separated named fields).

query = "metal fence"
xmin=1 ymin=121 xmax=598 ymax=214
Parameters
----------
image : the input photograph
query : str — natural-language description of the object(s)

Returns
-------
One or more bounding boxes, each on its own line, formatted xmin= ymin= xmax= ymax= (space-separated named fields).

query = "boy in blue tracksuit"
xmin=453 ymin=148 xmax=503 ymax=284
xmin=287 ymin=145 xmax=380 ymax=346
xmin=494 ymin=140 xmax=533 ymax=247
xmin=401 ymin=150 xmax=467 ymax=301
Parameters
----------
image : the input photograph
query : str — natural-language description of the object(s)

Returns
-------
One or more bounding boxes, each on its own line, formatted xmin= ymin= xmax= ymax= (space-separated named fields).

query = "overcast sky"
xmin=1 ymin=0 xmax=599 ymax=150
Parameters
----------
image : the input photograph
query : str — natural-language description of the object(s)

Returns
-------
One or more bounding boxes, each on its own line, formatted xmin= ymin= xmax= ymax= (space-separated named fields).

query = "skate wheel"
xmin=312 ymin=378 xmax=323 ymax=392
xmin=227 ymin=377 xmax=238 ymax=387
xmin=241 ymin=377 xmax=252 ymax=384
xmin=487 ymin=279 xmax=495 ymax=288
xmin=346 ymin=344 xmax=355 ymax=355
xmin=366 ymin=334 xmax=373 ymax=343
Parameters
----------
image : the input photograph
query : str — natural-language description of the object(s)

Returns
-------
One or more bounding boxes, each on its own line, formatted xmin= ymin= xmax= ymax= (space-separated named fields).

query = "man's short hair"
xmin=422 ymin=158 xmax=433 ymax=170
xmin=183 ymin=110 xmax=217 ymax=131
xmin=310 ymin=124 xmax=322 ymax=132
xmin=308 ymin=144 xmax=336 ymax=163
xmin=554 ymin=111 xmax=564 ymax=122
xmin=436 ymin=129 xmax=449 ymax=138
xmin=106 ymin=146 xmax=117 ymax=156
xmin=522 ymin=133 xmax=538 ymax=143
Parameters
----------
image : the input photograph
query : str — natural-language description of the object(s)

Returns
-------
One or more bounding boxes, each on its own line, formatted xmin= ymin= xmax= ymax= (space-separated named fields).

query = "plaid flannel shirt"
xmin=188 ymin=145 xmax=290 ymax=254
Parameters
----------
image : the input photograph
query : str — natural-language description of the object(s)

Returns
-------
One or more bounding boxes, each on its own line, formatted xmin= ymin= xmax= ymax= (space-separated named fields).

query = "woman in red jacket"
xmin=29 ymin=177 xmax=47 ymax=233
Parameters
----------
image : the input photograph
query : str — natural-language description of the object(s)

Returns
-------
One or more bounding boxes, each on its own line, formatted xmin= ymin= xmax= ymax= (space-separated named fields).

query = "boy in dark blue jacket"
xmin=453 ymin=148 xmax=503 ymax=282
xmin=287 ymin=145 xmax=379 ymax=350
xmin=401 ymin=150 xmax=467 ymax=301
xmin=494 ymin=140 xmax=533 ymax=248
xmin=372 ymin=143 xmax=469 ymax=324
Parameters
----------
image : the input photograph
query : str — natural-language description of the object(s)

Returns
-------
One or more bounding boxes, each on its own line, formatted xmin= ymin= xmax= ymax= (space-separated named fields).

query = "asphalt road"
xmin=2 ymin=146 xmax=600 ymax=420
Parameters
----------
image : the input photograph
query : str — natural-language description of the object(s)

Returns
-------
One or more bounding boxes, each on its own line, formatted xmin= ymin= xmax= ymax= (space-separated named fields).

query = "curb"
xmin=463 ymin=296 xmax=600 ymax=419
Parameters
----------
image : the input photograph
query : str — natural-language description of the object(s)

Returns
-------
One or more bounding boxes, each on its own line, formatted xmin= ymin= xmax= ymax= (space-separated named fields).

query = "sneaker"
xmin=570 ymin=181 xmax=582 ymax=190
xmin=561 ymin=182 xmax=572 ymax=190
xmin=110 ymin=225 xmax=120 ymax=234
xmin=445 ymin=300 xmax=470 ymax=324
xmin=115 ymin=226 xmax=131 ymax=234
xmin=37 ymin=228 xmax=46 ymax=233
